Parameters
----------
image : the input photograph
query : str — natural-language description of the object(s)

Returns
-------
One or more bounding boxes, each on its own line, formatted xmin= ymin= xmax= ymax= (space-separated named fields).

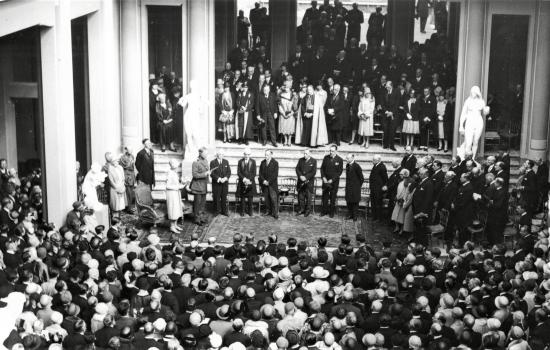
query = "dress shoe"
xmin=304 ymin=211 xmax=311 ymax=217
xmin=353 ymin=217 xmax=357 ymax=222
xmin=221 ymin=212 xmax=229 ymax=216
xmin=169 ymin=147 xmax=177 ymax=152
xmin=296 ymin=211 xmax=304 ymax=216
xmin=390 ymin=147 xmax=396 ymax=151
xmin=262 ymin=142 xmax=266 ymax=146
xmin=262 ymin=212 xmax=271 ymax=217
xmin=319 ymin=212 xmax=326 ymax=217
xmin=248 ymin=211 xmax=254 ymax=216
xmin=272 ymin=142 xmax=278 ymax=147
xmin=161 ymin=146 xmax=166 ymax=152
xmin=273 ymin=215 xmax=279 ymax=219
xmin=329 ymin=213 xmax=334 ymax=218
xmin=245 ymin=140 xmax=249 ymax=145
xmin=239 ymin=212 xmax=245 ymax=217
xmin=346 ymin=215 xmax=353 ymax=220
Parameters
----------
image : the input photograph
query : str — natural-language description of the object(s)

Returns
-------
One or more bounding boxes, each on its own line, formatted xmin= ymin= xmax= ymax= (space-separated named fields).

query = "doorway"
xmin=71 ymin=16 xmax=91 ymax=171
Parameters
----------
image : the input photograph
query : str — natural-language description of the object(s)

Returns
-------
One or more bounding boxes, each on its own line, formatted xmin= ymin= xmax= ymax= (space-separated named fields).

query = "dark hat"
xmin=72 ymin=201 xmax=84 ymax=210
xmin=468 ymin=220 xmax=484 ymax=232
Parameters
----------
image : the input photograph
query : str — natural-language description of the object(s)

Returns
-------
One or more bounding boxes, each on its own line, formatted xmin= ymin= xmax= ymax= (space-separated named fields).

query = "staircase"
xmin=152 ymin=142 xmax=460 ymax=205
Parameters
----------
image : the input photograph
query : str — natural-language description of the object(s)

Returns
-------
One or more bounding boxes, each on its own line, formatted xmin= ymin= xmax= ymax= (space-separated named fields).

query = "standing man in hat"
xmin=451 ymin=172 xmax=475 ymax=244
xmin=345 ymin=154 xmax=364 ymax=221
xmin=135 ymin=138 xmax=155 ymax=189
xmin=210 ymin=149 xmax=231 ymax=217
xmin=296 ymin=149 xmax=317 ymax=217
xmin=369 ymin=154 xmax=388 ymax=222
xmin=259 ymin=149 xmax=279 ymax=219
xmin=412 ymin=167 xmax=433 ymax=245
xmin=237 ymin=148 xmax=257 ymax=217
xmin=190 ymin=147 xmax=210 ymax=225
xmin=320 ymin=145 xmax=343 ymax=218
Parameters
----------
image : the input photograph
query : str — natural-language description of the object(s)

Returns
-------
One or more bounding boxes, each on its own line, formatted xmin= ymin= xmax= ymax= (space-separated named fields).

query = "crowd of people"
xmin=218 ymin=0 xmax=456 ymax=152
xmin=1 ymin=143 xmax=550 ymax=349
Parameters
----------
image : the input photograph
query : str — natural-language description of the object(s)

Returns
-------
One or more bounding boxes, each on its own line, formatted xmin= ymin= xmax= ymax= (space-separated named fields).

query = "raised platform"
xmin=151 ymin=141 xmax=520 ymax=203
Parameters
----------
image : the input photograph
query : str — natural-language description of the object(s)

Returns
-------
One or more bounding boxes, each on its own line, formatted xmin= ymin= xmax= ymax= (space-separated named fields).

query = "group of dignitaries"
xmin=192 ymin=139 xmax=549 ymax=248
xmin=201 ymin=145 xmax=365 ymax=223
xmin=220 ymin=0 xmax=457 ymax=152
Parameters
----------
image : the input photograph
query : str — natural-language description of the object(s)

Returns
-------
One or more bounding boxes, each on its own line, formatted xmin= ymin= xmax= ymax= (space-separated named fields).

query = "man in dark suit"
xmin=256 ymin=85 xmax=278 ymax=147
xmin=369 ymin=155 xmax=388 ymax=222
xmin=536 ymin=158 xmax=549 ymax=211
xmin=436 ymin=171 xmax=458 ymax=212
xmin=237 ymin=148 xmax=257 ymax=217
xmin=288 ymin=45 xmax=308 ymax=83
xmin=412 ymin=168 xmax=434 ymax=245
xmin=451 ymin=172 xmax=475 ymax=244
xmin=135 ymin=138 xmax=155 ymax=188
xmin=210 ymin=150 xmax=231 ymax=216
xmin=485 ymin=178 xmax=509 ymax=245
xmin=65 ymin=201 xmax=85 ymax=232
xmin=249 ymin=2 xmax=262 ymax=44
xmin=296 ymin=149 xmax=317 ymax=217
xmin=430 ymin=161 xmax=445 ymax=198
xmin=326 ymin=84 xmax=346 ymax=146
xmin=382 ymin=81 xmax=400 ymax=150
xmin=235 ymin=82 xmax=255 ymax=145
xmin=521 ymin=160 xmax=538 ymax=214
xmin=401 ymin=146 xmax=417 ymax=174
xmin=0 ymin=197 xmax=16 ymax=233
xmin=345 ymin=154 xmax=364 ymax=221
xmin=345 ymin=3 xmax=364 ymax=47
xmin=259 ymin=150 xmax=279 ymax=219
xmin=418 ymin=87 xmax=436 ymax=151
xmin=494 ymin=161 xmax=509 ymax=190
xmin=386 ymin=161 xmax=403 ymax=221
xmin=366 ymin=6 xmax=385 ymax=47
xmin=320 ymin=145 xmax=344 ymax=217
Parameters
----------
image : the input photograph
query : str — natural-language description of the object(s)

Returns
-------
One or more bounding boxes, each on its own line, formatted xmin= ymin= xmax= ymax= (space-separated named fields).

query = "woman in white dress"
xmin=165 ymin=159 xmax=185 ymax=234
xmin=357 ymin=86 xmax=375 ymax=148
xmin=310 ymin=83 xmax=329 ymax=147
xmin=82 ymin=163 xmax=109 ymax=231
xmin=459 ymin=85 xmax=490 ymax=159
xmin=219 ymin=83 xmax=235 ymax=143
xmin=391 ymin=169 xmax=410 ymax=234
xmin=278 ymin=82 xmax=296 ymax=146
xmin=108 ymin=157 xmax=127 ymax=218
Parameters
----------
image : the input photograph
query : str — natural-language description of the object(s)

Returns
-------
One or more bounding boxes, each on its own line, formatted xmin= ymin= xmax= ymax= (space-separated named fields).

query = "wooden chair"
xmin=499 ymin=119 xmax=522 ymax=151
xmin=360 ymin=181 xmax=370 ymax=217
xmin=468 ymin=210 xmax=488 ymax=243
xmin=135 ymin=184 xmax=166 ymax=227
xmin=372 ymin=112 xmax=384 ymax=144
xmin=279 ymin=177 xmax=297 ymax=213
xmin=426 ymin=209 xmax=449 ymax=248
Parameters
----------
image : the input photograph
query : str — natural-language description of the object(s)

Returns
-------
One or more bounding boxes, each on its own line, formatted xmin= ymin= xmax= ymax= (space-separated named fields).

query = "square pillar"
xmin=88 ymin=0 xmax=122 ymax=162
xmin=385 ymin=0 xmax=415 ymax=56
xmin=269 ymin=0 xmax=296 ymax=75
xmin=40 ymin=0 xmax=77 ymax=225
xmin=215 ymin=0 xmax=237 ymax=73
xmin=453 ymin=0 xmax=487 ymax=157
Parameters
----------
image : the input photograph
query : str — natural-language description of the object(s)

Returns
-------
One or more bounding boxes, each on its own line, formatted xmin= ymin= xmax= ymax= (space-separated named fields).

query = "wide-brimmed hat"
xmin=278 ymin=267 xmax=292 ymax=281
xmin=216 ymin=304 xmax=230 ymax=320
xmin=147 ymin=234 xmax=160 ymax=246
xmin=311 ymin=266 xmax=330 ymax=279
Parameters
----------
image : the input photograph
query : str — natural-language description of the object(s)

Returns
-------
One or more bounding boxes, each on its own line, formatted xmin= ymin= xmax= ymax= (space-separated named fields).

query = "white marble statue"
xmin=178 ymin=80 xmax=209 ymax=159
xmin=458 ymin=85 xmax=490 ymax=159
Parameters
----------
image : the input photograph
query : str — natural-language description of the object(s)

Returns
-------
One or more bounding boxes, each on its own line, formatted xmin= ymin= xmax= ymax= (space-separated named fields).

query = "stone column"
xmin=188 ymin=0 xmax=216 ymax=147
xmin=385 ymin=0 xmax=414 ymax=56
xmin=120 ymin=0 xmax=144 ymax=151
xmin=88 ymin=0 xmax=122 ymax=162
xmin=40 ymin=0 xmax=77 ymax=225
xmin=215 ymin=0 xmax=237 ymax=73
xmin=452 ymin=0 xmax=486 ymax=156
xmin=528 ymin=1 xmax=550 ymax=160
xmin=269 ymin=0 xmax=296 ymax=75
xmin=0 ymin=44 xmax=17 ymax=165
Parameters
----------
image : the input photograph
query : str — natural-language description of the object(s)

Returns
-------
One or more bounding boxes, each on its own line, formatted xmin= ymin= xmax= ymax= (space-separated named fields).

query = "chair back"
xmin=439 ymin=208 xmax=449 ymax=227
xmin=135 ymin=184 xmax=153 ymax=207
xmin=279 ymin=178 xmax=297 ymax=196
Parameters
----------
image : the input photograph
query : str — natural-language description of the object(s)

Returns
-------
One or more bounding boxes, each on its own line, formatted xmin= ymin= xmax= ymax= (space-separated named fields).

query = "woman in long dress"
xmin=436 ymin=94 xmax=448 ymax=152
xmin=294 ymin=83 xmax=307 ymax=145
xmin=82 ymin=163 xmax=109 ymax=231
xmin=166 ymin=159 xmax=185 ymax=234
xmin=403 ymin=89 xmax=420 ymax=148
xmin=459 ymin=85 xmax=490 ymax=159
xmin=219 ymin=82 xmax=235 ymax=143
xmin=278 ymin=83 xmax=296 ymax=146
xmin=156 ymin=93 xmax=174 ymax=152
xmin=108 ymin=158 xmax=127 ymax=218
xmin=357 ymin=86 xmax=375 ymax=148
xmin=310 ymin=83 xmax=329 ymax=147
xmin=391 ymin=170 xmax=410 ymax=234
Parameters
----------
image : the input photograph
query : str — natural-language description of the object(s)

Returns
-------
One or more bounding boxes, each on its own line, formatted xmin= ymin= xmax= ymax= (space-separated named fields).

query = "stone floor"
xmin=129 ymin=205 xmax=407 ymax=250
